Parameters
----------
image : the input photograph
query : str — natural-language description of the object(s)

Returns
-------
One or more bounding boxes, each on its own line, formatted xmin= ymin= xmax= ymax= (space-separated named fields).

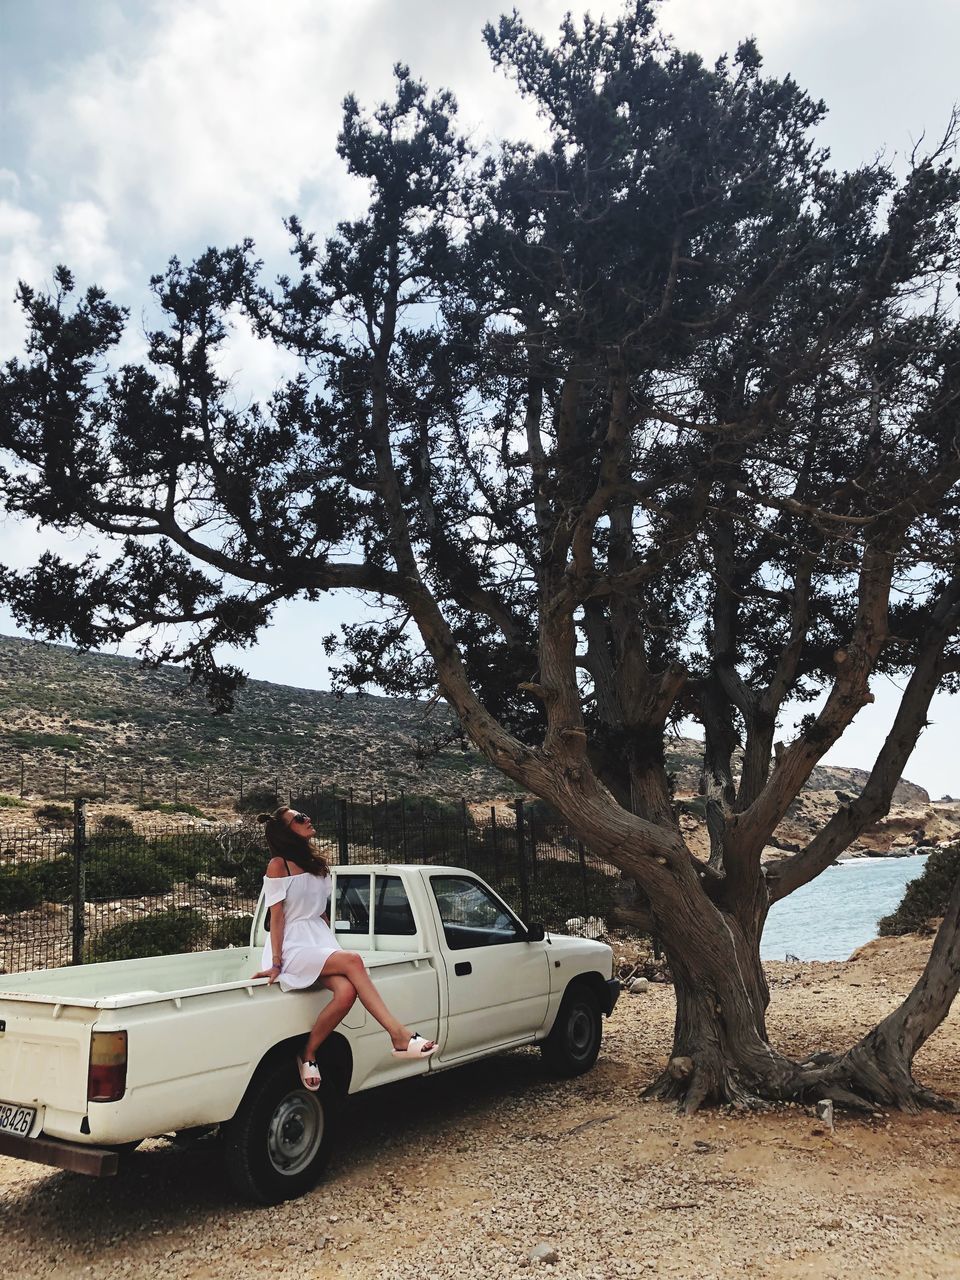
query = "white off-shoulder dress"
xmin=260 ymin=871 xmax=342 ymax=992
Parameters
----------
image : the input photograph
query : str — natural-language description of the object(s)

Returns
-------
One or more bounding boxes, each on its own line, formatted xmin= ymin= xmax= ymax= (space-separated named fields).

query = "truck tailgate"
xmin=0 ymin=995 xmax=97 ymax=1114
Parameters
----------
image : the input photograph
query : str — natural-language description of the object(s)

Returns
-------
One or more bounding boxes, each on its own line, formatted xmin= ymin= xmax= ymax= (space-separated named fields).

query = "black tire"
xmin=540 ymin=983 xmax=603 ymax=1077
xmin=222 ymin=1058 xmax=339 ymax=1204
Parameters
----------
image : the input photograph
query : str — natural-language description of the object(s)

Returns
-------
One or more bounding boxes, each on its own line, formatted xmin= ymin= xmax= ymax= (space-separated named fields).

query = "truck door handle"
xmin=454 ymin=962 xmax=472 ymax=976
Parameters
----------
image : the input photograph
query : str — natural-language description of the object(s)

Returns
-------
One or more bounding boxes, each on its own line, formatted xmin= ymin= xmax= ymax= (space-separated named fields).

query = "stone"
xmin=563 ymin=915 xmax=605 ymax=939
xmin=815 ymin=1099 xmax=835 ymax=1131
xmin=528 ymin=1244 xmax=560 ymax=1265
xmin=629 ymin=977 xmax=650 ymax=994
xmin=668 ymin=1055 xmax=695 ymax=1081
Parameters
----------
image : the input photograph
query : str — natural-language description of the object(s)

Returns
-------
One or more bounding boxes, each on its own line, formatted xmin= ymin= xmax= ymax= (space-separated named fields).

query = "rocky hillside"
xmin=0 ymin=634 xmax=509 ymax=806
xmin=0 ymin=633 xmax=955 ymax=856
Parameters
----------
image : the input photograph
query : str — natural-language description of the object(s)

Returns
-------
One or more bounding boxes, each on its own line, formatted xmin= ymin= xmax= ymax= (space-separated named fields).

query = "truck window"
xmin=430 ymin=876 xmax=522 ymax=951
xmin=334 ymin=875 xmax=371 ymax=933
xmin=374 ymin=875 xmax=417 ymax=936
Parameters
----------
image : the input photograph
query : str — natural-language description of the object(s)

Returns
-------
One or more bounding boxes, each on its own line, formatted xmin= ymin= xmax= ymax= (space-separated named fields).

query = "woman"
xmin=252 ymin=806 xmax=437 ymax=1090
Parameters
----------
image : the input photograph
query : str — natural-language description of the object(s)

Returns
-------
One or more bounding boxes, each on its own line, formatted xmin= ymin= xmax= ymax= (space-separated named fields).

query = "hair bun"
xmin=256 ymin=812 xmax=272 ymax=824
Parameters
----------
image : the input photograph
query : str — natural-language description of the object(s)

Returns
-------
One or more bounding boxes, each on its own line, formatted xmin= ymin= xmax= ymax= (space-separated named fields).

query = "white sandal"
xmin=297 ymin=1056 xmax=321 ymax=1090
xmin=392 ymin=1033 xmax=438 ymax=1060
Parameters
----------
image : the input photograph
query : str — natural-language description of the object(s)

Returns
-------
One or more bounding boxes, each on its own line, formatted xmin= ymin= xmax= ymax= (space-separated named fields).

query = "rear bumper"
xmin=0 ymin=1130 xmax=119 ymax=1177
xmin=603 ymin=978 xmax=621 ymax=1016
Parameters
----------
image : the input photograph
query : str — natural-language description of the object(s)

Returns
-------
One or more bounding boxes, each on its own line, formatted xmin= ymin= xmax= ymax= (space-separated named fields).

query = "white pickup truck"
xmin=0 ymin=863 xmax=619 ymax=1203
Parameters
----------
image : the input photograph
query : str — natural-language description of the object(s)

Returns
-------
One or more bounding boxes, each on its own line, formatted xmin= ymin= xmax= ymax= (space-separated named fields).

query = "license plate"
xmin=0 ymin=1101 xmax=36 ymax=1137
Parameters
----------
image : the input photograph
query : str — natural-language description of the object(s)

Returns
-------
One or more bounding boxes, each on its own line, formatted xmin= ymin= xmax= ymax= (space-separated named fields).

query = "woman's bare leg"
xmin=320 ymin=952 xmax=435 ymax=1051
xmin=303 ymin=974 xmax=357 ymax=1061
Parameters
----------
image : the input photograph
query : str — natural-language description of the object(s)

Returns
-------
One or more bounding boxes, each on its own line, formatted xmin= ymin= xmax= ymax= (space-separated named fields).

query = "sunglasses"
xmin=287 ymin=812 xmax=312 ymax=826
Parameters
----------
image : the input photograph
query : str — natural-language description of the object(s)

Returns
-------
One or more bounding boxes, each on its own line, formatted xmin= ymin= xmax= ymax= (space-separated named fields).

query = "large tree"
xmin=3 ymin=4 xmax=960 ymax=1112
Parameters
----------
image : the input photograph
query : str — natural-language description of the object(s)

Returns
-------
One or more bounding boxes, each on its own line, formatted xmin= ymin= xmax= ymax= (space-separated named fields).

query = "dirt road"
xmin=1 ymin=941 xmax=958 ymax=1279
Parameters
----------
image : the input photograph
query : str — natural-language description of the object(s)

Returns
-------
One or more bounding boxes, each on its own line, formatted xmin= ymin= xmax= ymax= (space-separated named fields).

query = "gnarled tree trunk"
xmin=610 ymin=836 xmax=960 ymax=1115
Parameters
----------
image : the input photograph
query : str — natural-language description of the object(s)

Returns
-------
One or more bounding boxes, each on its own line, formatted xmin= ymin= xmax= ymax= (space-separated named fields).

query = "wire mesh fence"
xmin=0 ymin=796 xmax=626 ymax=974
xmin=289 ymin=788 xmax=624 ymax=931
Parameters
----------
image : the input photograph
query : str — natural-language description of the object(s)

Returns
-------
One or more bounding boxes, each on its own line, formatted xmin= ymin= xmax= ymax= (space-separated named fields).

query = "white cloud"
xmin=54 ymin=201 xmax=126 ymax=291
xmin=2 ymin=0 xmax=959 ymax=784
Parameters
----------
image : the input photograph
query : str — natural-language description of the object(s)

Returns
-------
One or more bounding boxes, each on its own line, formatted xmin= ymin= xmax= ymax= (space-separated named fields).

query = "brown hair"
xmin=257 ymin=807 xmax=330 ymax=876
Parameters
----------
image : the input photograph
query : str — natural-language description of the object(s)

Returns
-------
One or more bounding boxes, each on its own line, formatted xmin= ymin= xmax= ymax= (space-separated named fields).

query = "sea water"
xmin=759 ymin=853 xmax=930 ymax=962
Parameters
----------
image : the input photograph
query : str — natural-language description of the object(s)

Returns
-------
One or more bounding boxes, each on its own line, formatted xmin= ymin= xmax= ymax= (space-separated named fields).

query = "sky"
xmin=1 ymin=0 xmax=959 ymax=795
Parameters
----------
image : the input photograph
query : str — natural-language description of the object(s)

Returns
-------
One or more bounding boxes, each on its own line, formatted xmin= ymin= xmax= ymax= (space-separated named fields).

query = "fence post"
xmin=399 ymin=789 xmax=407 ymax=860
xmin=461 ymin=796 xmax=469 ymax=865
xmin=490 ymin=806 xmax=500 ymax=880
xmin=239 ymin=774 xmax=244 ymax=804
xmin=337 ymin=797 xmax=350 ymax=866
xmin=577 ymin=840 xmax=589 ymax=915
xmin=63 ymin=762 xmax=68 ymax=799
xmin=515 ymin=800 xmax=530 ymax=922
xmin=71 ymin=797 xmax=87 ymax=966
xmin=19 ymin=756 xmax=24 ymax=799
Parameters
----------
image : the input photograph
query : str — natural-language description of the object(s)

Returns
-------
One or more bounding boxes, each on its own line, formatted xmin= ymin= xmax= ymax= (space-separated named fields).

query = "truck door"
xmin=427 ymin=873 xmax=550 ymax=1060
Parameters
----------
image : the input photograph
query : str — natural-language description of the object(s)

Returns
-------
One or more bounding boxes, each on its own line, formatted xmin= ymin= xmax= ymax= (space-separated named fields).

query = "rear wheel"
xmin=222 ymin=1058 xmax=339 ymax=1204
xmin=540 ymin=983 xmax=603 ymax=1077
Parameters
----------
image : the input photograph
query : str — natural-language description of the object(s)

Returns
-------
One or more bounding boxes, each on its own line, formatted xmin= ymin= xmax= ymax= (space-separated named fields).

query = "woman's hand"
xmin=253 ymin=963 xmax=282 ymax=984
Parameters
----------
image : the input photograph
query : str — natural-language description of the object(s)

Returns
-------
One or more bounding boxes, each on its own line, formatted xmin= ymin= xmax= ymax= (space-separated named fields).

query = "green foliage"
xmin=4 ymin=730 xmax=85 ymax=752
xmin=0 ymin=794 xmax=25 ymax=808
xmin=235 ymin=785 xmax=279 ymax=814
xmin=98 ymin=813 xmax=133 ymax=831
xmin=84 ymin=840 xmax=173 ymax=899
xmin=29 ymin=855 xmax=74 ymax=902
xmin=136 ymin=801 xmax=207 ymax=819
xmin=878 ymin=846 xmax=960 ymax=936
xmin=84 ymin=908 xmax=207 ymax=962
xmin=677 ymin=797 xmax=708 ymax=819
xmin=521 ymin=798 xmax=565 ymax=829
xmin=528 ymin=858 xmax=621 ymax=929
xmin=229 ymin=847 xmax=269 ymax=898
xmin=0 ymin=866 xmax=41 ymax=913
xmin=210 ymin=914 xmax=254 ymax=948
xmin=34 ymin=802 xmax=73 ymax=824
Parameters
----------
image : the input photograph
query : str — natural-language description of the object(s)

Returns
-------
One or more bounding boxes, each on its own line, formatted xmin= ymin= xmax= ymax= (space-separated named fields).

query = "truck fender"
xmin=232 ymin=1031 xmax=353 ymax=1117
xmin=550 ymin=972 xmax=619 ymax=1028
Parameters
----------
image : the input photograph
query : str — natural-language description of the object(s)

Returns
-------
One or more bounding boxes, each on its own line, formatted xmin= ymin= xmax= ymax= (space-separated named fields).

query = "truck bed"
xmin=0 ymin=946 xmax=429 ymax=1007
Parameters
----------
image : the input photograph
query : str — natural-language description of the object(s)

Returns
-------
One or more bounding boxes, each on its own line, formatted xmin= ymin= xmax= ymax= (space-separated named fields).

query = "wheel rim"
xmin=568 ymin=1003 xmax=596 ymax=1058
xmin=266 ymin=1089 xmax=324 ymax=1176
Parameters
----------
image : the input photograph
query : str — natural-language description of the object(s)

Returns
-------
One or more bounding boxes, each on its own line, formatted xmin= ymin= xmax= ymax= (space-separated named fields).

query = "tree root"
xmin=642 ymin=1045 xmax=958 ymax=1116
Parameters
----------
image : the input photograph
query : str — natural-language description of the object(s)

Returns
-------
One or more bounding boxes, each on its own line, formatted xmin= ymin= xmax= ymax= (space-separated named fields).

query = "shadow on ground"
xmin=0 ymin=1045 xmax=588 ymax=1245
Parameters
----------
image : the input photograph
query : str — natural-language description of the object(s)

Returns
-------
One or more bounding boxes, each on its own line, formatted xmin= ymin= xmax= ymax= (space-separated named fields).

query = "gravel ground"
xmin=1 ymin=941 xmax=958 ymax=1280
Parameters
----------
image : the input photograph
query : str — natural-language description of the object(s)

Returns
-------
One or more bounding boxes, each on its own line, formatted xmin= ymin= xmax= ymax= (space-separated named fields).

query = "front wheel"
xmin=222 ymin=1058 xmax=339 ymax=1204
xmin=540 ymin=983 xmax=603 ymax=1077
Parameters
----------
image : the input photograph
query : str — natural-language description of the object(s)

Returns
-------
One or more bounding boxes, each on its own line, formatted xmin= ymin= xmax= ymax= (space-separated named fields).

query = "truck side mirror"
xmin=524 ymin=922 xmax=546 ymax=942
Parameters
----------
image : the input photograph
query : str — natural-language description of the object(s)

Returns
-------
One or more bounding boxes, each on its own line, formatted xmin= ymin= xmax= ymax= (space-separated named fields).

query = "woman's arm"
xmin=253 ymin=858 xmax=288 ymax=983
xmin=268 ymin=902 xmax=285 ymax=976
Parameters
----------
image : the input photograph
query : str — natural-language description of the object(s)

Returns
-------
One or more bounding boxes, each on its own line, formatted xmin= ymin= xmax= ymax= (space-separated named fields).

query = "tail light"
xmin=88 ymin=1031 xmax=127 ymax=1102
